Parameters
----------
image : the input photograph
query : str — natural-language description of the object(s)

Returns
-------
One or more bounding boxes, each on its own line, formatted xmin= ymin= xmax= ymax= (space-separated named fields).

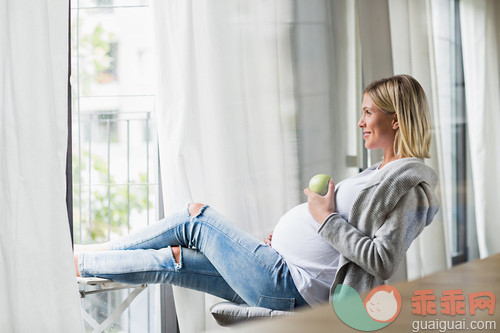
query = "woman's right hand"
xmin=304 ymin=179 xmax=336 ymax=224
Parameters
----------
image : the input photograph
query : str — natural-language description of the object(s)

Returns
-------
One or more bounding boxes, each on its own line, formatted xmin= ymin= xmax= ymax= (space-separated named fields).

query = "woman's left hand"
xmin=304 ymin=179 xmax=336 ymax=224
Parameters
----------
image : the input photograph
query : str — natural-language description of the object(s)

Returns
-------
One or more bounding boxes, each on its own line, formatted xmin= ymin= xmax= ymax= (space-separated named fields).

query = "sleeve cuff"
xmin=318 ymin=212 xmax=338 ymax=233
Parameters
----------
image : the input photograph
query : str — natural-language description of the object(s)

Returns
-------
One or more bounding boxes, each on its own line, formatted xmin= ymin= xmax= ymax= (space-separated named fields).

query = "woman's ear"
xmin=392 ymin=115 xmax=399 ymax=130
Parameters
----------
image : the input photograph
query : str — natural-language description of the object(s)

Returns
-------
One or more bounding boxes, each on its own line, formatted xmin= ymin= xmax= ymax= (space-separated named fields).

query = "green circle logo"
xmin=332 ymin=284 xmax=402 ymax=331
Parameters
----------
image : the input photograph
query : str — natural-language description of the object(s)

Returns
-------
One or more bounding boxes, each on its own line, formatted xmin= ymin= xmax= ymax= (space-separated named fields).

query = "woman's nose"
xmin=358 ymin=116 xmax=364 ymax=128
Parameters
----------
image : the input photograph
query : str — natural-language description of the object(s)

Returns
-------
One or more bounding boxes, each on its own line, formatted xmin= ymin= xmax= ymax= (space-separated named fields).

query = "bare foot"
xmin=74 ymin=253 xmax=80 ymax=277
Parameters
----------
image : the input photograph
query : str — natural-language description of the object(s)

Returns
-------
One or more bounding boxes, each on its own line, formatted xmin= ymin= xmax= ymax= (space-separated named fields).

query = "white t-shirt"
xmin=335 ymin=167 xmax=379 ymax=221
xmin=271 ymin=203 xmax=339 ymax=305
xmin=272 ymin=166 xmax=380 ymax=305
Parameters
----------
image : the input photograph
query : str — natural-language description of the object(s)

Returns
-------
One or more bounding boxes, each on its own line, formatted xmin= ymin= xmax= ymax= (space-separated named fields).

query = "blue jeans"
xmin=78 ymin=205 xmax=307 ymax=311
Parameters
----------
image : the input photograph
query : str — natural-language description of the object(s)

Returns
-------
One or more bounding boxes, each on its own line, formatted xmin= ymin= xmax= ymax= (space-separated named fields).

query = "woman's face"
xmin=358 ymin=94 xmax=398 ymax=152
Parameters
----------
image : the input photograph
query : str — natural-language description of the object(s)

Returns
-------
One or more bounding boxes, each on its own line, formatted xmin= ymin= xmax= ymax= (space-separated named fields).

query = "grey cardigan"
xmin=318 ymin=158 xmax=439 ymax=298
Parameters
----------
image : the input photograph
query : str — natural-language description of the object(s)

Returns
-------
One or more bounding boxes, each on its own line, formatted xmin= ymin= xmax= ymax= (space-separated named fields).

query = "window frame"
xmin=67 ymin=2 xmax=178 ymax=331
xmin=451 ymin=0 xmax=468 ymax=266
xmin=68 ymin=0 xmax=74 ymax=246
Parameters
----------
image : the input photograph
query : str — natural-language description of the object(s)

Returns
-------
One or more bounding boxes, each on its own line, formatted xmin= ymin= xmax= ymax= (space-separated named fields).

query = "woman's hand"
xmin=304 ymin=179 xmax=336 ymax=224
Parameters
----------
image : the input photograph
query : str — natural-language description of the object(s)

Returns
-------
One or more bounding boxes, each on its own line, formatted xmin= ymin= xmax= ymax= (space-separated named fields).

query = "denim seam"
xmin=86 ymin=268 xmax=223 ymax=277
xmin=257 ymin=294 xmax=295 ymax=304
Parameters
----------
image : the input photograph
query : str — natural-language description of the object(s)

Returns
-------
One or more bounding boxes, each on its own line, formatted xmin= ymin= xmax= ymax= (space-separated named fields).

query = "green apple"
xmin=309 ymin=174 xmax=332 ymax=196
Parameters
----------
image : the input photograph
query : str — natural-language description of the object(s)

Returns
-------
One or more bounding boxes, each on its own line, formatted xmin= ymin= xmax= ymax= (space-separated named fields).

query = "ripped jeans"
xmin=78 ymin=205 xmax=307 ymax=311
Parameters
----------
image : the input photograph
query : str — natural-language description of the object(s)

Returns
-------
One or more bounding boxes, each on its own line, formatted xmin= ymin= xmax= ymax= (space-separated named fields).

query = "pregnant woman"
xmin=75 ymin=74 xmax=439 ymax=311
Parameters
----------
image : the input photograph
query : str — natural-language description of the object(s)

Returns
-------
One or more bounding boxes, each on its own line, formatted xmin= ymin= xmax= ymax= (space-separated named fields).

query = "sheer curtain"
xmin=383 ymin=0 xmax=500 ymax=274
xmin=356 ymin=0 xmax=450 ymax=281
xmin=387 ymin=0 xmax=451 ymax=280
xmin=152 ymin=1 xmax=358 ymax=331
xmin=460 ymin=0 xmax=500 ymax=257
xmin=152 ymin=1 xmax=300 ymax=331
xmin=0 ymin=0 xmax=83 ymax=332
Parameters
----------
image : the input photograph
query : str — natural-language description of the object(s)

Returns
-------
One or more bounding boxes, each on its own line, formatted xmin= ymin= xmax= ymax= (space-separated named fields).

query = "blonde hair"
xmin=363 ymin=74 xmax=431 ymax=159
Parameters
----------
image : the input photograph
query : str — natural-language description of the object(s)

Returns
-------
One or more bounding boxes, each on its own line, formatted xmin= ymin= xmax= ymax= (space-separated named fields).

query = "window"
xmin=431 ymin=0 xmax=469 ymax=265
xmin=449 ymin=0 xmax=468 ymax=265
xmin=70 ymin=0 xmax=165 ymax=331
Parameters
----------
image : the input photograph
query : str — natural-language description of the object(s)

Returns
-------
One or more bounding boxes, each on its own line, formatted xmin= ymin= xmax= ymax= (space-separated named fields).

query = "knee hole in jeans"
xmin=171 ymin=246 xmax=181 ymax=264
xmin=189 ymin=203 xmax=205 ymax=217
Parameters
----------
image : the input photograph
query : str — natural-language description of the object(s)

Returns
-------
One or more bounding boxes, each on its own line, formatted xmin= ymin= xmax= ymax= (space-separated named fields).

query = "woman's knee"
xmin=171 ymin=246 xmax=181 ymax=264
xmin=188 ymin=203 xmax=205 ymax=217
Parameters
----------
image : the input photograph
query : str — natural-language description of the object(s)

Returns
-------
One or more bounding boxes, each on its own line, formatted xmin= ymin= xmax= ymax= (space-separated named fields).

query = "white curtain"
xmin=356 ymin=0 xmax=450 ymax=281
xmin=152 ymin=1 xmax=358 ymax=331
xmin=0 ymin=0 xmax=83 ymax=332
xmin=460 ymin=0 xmax=500 ymax=257
xmin=152 ymin=1 xmax=300 ymax=331
xmin=387 ymin=0 xmax=451 ymax=280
